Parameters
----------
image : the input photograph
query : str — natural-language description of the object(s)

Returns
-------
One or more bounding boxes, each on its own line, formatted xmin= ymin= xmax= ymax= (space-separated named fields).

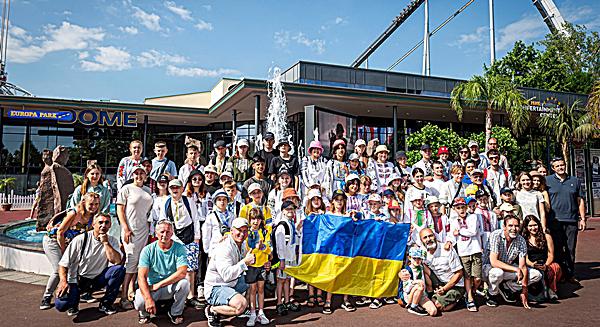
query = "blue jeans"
xmin=55 ymin=265 xmax=125 ymax=312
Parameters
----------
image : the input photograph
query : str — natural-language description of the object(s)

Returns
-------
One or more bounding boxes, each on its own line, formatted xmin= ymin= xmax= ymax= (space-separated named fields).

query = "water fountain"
xmin=265 ymin=67 xmax=293 ymax=153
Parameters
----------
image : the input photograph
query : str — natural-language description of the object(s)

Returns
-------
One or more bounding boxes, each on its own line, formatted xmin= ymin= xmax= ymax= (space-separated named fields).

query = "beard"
xmin=426 ymin=241 xmax=437 ymax=251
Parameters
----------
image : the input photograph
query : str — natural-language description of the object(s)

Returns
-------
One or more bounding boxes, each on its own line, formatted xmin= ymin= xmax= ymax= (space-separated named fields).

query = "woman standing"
xmin=531 ymin=171 xmax=551 ymax=214
xmin=515 ymin=172 xmax=548 ymax=232
xmin=116 ymin=164 xmax=153 ymax=310
xmin=522 ymin=215 xmax=561 ymax=301
xmin=403 ymin=168 xmax=433 ymax=212
xmin=324 ymin=139 xmax=348 ymax=200
xmin=68 ymin=163 xmax=111 ymax=214
xmin=39 ymin=192 xmax=100 ymax=310
xmin=117 ymin=140 xmax=144 ymax=190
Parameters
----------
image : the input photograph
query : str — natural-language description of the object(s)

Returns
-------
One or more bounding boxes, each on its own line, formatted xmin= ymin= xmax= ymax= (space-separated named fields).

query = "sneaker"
xmin=276 ymin=303 xmax=288 ymax=316
xmin=341 ymin=301 xmax=356 ymax=312
xmin=246 ymin=312 xmax=257 ymax=327
xmin=322 ymin=302 xmax=332 ymax=315
xmin=167 ymin=310 xmax=184 ymax=325
xmin=485 ymin=294 xmax=499 ymax=307
xmin=499 ymin=284 xmax=517 ymax=303
xmin=80 ymin=292 xmax=97 ymax=303
xmin=355 ymin=297 xmax=367 ymax=306
xmin=186 ymin=298 xmax=204 ymax=309
xmin=369 ymin=298 xmax=383 ymax=309
xmin=99 ymin=302 xmax=117 ymax=315
xmin=120 ymin=298 xmax=134 ymax=310
xmin=205 ymin=306 xmax=222 ymax=327
xmin=384 ymin=297 xmax=396 ymax=304
xmin=407 ymin=305 xmax=428 ymax=316
xmin=67 ymin=307 xmax=79 ymax=316
xmin=239 ymin=308 xmax=252 ymax=318
xmin=256 ymin=312 xmax=270 ymax=325
xmin=548 ymin=288 xmax=559 ymax=301
xmin=39 ymin=296 xmax=52 ymax=310
xmin=475 ymin=288 xmax=487 ymax=297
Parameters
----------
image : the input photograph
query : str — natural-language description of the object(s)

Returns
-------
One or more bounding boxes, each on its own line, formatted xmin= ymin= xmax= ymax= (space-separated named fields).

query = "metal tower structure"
xmin=0 ymin=0 xmax=32 ymax=96
xmin=531 ymin=0 xmax=568 ymax=34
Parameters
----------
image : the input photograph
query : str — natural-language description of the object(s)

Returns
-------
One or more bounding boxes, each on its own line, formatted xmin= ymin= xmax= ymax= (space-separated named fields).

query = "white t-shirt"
xmin=423 ymin=243 xmax=464 ymax=287
xmin=515 ymin=189 xmax=544 ymax=219
xmin=117 ymin=184 xmax=153 ymax=233
xmin=425 ymin=177 xmax=446 ymax=197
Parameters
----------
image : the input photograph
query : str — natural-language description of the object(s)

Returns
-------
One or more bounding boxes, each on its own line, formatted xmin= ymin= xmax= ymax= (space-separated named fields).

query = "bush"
xmin=405 ymin=124 xmax=467 ymax=166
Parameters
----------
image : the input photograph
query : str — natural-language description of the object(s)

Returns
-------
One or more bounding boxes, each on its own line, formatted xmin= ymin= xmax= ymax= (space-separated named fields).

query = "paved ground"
xmin=1 ymin=219 xmax=600 ymax=326
xmin=0 ymin=209 xmax=30 ymax=224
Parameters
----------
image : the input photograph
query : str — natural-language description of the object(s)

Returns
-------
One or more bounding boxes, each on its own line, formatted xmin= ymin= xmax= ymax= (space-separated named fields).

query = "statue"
xmin=35 ymin=146 xmax=75 ymax=231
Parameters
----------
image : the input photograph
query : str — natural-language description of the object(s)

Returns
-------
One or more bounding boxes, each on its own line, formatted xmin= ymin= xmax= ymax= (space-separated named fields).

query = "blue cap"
xmin=465 ymin=196 xmax=476 ymax=204
xmin=409 ymin=247 xmax=425 ymax=259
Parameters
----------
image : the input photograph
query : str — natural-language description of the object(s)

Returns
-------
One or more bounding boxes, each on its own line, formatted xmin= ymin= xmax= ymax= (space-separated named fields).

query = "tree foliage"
xmin=405 ymin=124 xmax=466 ymax=165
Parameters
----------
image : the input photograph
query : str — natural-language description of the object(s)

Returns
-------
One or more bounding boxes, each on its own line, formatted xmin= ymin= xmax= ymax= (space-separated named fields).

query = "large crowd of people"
xmin=38 ymin=131 xmax=588 ymax=326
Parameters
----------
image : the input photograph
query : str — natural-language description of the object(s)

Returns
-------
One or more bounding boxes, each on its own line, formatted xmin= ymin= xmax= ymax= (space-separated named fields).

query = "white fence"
xmin=0 ymin=190 xmax=35 ymax=209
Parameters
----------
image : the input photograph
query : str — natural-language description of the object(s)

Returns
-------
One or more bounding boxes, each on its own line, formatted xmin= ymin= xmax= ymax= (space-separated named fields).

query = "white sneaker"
xmin=257 ymin=312 xmax=270 ymax=325
xmin=246 ymin=313 xmax=257 ymax=327
xmin=197 ymin=286 xmax=204 ymax=299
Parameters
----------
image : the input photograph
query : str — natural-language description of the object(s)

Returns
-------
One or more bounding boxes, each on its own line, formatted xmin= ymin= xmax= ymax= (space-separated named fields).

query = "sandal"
xmin=322 ymin=301 xmax=332 ymax=315
xmin=466 ymin=300 xmax=478 ymax=312
xmin=276 ymin=303 xmax=288 ymax=316
xmin=286 ymin=301 xmax=301 ymax=312
xmin=138 ymin=314 xmax=151 ymax=324
xmin=315 ymin=295 xmax=325 ymax=306
xmin=306 ymin=295 xmax=316 ymax=308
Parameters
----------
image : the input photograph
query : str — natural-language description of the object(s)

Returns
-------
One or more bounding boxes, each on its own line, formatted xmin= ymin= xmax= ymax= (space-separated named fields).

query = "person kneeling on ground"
xmin=400 ymin=247 xmax=438 ymax=316
xmin=134 ymin=219 xmax=190 ymax=325
xmin=419 ymin=228 xmax=465 ymax=313
xmin=204 ymin=218 xmax=256 ymax=327
xmin=54 ymin=213 xmax=124 ymax=317
xmin=483 ymin=215 xmax=542 ymax=309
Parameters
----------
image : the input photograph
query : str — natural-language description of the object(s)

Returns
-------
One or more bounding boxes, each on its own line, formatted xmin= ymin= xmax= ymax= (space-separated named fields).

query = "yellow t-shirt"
xmin=239 ymin=203 xmax=273 ymax=225
xmin=246 ymin=225 xmax=272 ymax=267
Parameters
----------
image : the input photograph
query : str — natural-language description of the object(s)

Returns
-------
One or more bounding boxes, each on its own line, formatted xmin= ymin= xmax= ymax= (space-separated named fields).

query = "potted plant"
xmin=0 ymin=177 xmax=17 ymax=211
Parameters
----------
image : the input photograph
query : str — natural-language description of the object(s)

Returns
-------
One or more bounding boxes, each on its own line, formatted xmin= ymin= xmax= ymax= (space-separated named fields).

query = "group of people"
xmin=38 ymin=131 xmax=587 ymax=326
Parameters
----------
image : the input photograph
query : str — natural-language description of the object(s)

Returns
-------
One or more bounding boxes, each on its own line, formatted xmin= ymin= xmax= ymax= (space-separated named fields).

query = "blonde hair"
xmin=77 ymin=192 xmax=101 ymax=216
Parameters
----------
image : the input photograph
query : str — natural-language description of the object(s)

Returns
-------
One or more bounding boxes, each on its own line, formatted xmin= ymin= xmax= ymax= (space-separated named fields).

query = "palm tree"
xmin=587 ymin=79 xmax=600 ymax=129
xmin=539 ymin=100 xmax=594 ymax=167
xmin=450 ymin=74 xmax=530 ymax=150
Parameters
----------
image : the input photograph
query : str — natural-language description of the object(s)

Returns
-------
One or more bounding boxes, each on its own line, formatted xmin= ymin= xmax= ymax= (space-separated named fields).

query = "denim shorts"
xmin=207 ymin=277 xmax=249 ymax=306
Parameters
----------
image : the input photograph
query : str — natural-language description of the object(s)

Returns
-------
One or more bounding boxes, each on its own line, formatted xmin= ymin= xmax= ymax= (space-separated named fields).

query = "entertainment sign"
xmin=526 ymin=97 xmax=561 ymax=118
xmin=7 ymin=109 xmax=138 ymax=127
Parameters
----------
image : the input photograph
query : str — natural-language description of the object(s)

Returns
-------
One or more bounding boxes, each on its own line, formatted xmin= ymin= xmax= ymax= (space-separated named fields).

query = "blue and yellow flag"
xmin=285 ymin=214 xmax=410 ymax=298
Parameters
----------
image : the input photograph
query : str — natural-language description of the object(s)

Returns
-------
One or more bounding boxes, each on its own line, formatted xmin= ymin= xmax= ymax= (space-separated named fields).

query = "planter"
xmin=1 ymin=203 xmax=12 ymax=211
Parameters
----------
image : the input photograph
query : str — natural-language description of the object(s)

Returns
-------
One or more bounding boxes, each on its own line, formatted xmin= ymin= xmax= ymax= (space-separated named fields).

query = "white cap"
xmin=307 ymin=189 xmax=322 ymax=200
xmin=248 ymin=183 xmax=262 ymax=194
xmin=425 ymin=196 xmax=440 ymax=206
xmin=468 ymin=140 xmax=479 ymax=148
xmin=345 ymin=173 xmax=360 ymax=183
xmin=237 ymin=138 xmax=249 ymax=147
xmin=348 ymin=153 xmax=360 ymax=161
xmin=388 ymin=173 xmax=401 ymax=182
xmin=220 ymin=171 xmax=233 ymax=179
xmin=231 ymin=218 xmax=248 ymax=229
xmin=368 ymin=193 xmax=382 ymax=203
xmin=354 ymin=139 xmax=366 ymax=147
xmin=408 ymin=192 xmax=424 ymax=202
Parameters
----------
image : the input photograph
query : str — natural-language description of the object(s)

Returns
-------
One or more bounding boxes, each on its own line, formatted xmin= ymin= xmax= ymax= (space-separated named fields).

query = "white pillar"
xmin=422 ymin=0 xmax=430 ymax=76
xmin=489 ymin=0 xmax=496 ymax=64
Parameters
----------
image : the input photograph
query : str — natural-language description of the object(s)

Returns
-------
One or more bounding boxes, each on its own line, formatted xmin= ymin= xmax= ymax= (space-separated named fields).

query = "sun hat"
xmin=375 ymin=144 xmax=389 ymax=154
xmin=348 ymin=153 xmax=360 ymax=161
xmin=237 ymin=138 xmax=249 ymax=147
xmin=354 ymin=139 xmax=367 ymax=147
xmin=499 ymin=203 xmax=515 ymax=212
xmin=368 ymin=193 xmax=382 ymax=203
xmin=248 ymin=183 xmax=262 ymax=194
xmin=425 ymin=196 xmax=441 ymax=206
xmin=211 ymin=189 xmax=229 ymax=202
xmin=345 ymin=173 xmax=360 ymax=183
xmin=308 ymin=140 xmax=323 ymax=153
xmin=282 ymin=188 xmax=299 ymax=200
xmin=332 ymin=139 xmax=346 ymax=149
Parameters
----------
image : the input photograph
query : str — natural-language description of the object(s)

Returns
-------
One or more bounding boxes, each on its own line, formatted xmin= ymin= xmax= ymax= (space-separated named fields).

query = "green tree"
xmin=587 ymin=79 xmax=600 ymax=129
xmin=467 ymin=127 xmax=530 ymax=173
xmin=405 ymin=124 xmax=467 ymax=165
xmin=539 ymin=101 xmax=594 ymax=167
xmin=451 ymin=74 xmax=530 ymax=149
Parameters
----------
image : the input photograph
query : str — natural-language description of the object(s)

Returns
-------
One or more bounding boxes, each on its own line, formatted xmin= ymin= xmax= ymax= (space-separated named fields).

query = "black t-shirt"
xmin=269 ymin=155 xmax=299 ymax=177
xmin=256 ymin=149 xmax=279 ymax=173
xmin=242 ymin=176 xmax=273 ymax=204
xmin=205 ymin=181 xmax=221 ymax=195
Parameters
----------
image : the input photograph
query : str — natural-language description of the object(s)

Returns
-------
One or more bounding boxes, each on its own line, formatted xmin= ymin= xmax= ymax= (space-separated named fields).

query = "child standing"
xmin=426 ymin=196 xmax=451 ymax=250
xmin=246 ymin=208 xmax=272 ymax=326
xmin=240 ymin=183 xmax=273 ymax=225
xmin=274 ymin=200 xmax=302 ymax=316
xmin=404 ymin=192 xmax=434 ymax=247
xmin=450 ymin=197 xmax=482 ymax=312
xmin=399 ymin=247 xmax=437 ymax=316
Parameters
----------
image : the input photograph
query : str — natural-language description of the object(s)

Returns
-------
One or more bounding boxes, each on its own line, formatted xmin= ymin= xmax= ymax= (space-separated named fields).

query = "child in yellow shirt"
xmin=240 ymin=182 xmax=273 ymax=225
xmin=245 ymin=208 xmax=272 ymax=325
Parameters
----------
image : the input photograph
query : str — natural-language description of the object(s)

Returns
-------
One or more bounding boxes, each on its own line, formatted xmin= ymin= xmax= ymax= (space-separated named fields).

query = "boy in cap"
xmin=365 ymin=194 xmax=388 ymax=221
xmin=426 ymin=196 xmax=451 ymax=248
xmin=437 ymin=146 xmax=453 ymax=179
xmin=400 ymin=247 xmax=436 ymax=316
xmin=255 ymin=132 xmax=279 ymax=173
xmin=474 ymin=190 xmax=498 ymax=248
xmin=274 ymin=200 xmax=302 ymax=316
xmin=240 ymin=183 xmax=274 ymax=225
xmin=412 ymin=144 xmax=434 ymax=181
xmin=404 ymin=192 xmax=434 ymax=247
xmin=202 ymin=189 xmax=234 ymax=258
xmin=449 ymin=197 xmax=482 ymax=312
xmin=209 ymin=140 xmax=229 ymax=175
xmin=494 ymin=187 xmax=523 ymax=220
xmin=203 ymin=165 xmax=221 ymax=195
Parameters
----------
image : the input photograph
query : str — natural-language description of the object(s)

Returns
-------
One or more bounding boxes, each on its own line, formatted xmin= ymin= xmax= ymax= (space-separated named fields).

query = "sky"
xmin=4 ymin=0 xmax=600 ymax=103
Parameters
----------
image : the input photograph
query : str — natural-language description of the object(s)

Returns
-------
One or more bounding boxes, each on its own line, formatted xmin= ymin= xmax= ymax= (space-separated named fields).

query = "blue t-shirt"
xmin=139 ymin=241 xmax=188 ymax=285
xmin=150 ymin=158 xmax=178 ymax=181
xmin=546 ymin=174 xmax=584 ymax=222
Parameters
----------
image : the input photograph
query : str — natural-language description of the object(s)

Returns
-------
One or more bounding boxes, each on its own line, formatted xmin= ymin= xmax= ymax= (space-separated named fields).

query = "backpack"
xmin=270 ymin=220 xmax=291 ymax=266
xmin=165 ymin=196 xmax=195 ymax=244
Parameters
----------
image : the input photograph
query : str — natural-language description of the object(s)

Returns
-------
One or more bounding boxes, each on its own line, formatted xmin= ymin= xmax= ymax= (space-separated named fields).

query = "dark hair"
xmin=185 ymin=170 xmax=206 ymax=198
xmin=412 ymin=168 xmax=425 ymax=177
xmin=432 ymin=161 xmax=444 ymax=169
xmin=503 ymin=214 xmax=520 ymax=226
xmin=521 ymin=215 xmax=547 ymax=249
xmin=515 ymin=172 xmax=532 ymax=190
xmin=531 ymin=174 xmax=548 ymax=191
xmin=248 ymin=207 xmax=266 ymax=230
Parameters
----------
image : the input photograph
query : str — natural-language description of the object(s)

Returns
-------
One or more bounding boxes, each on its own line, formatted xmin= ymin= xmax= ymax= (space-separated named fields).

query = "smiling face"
xmin=310 ymin=147 xmax=322 ymax=159
xmin=519 ymin=174 xmax=532 ymax=190
xmin=278 ymin=174 xmax=292 ymax=188
xmin=459 ymin=148 xmax=469 ymax=160
xmin=527 ymin=219 xmax=539 ymax=235
xmin=420 ymin=229 xmax=437 ymax=251
xmin=87 ymin=168 xmax=101 ymax=185
xmin=85 ymin=196 xmax=101 ymax=215
xmin=504 ymin=217 xmax=520 ymax=239
xmin=552 ymin=159 xmax=566 ymax=175
xmin=133 ymin=169 xmax=147 ymax=185
xmin=191 ymin=174 xmax=204 ymax=187
xmin=169 ymin=185 xmax=182 ymax=199
xmin=413 ymin=171 xmax=425 ymax=185
xmin=130 ymin=141 xmax=143 ymax=157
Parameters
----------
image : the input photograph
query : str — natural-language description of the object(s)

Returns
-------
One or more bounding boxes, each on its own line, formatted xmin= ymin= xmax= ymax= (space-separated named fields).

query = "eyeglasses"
xmin=459 ymin=151 xmax=468 ymax=154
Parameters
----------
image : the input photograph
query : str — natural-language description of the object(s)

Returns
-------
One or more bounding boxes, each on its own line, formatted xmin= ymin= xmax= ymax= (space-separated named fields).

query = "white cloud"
xmin=132 ymin=6 xmax=161 ymax=31
xmin=119 ymin=26 xmax=139 ymax=35
xmin=137 ymin=50 xmax=187 ymax=67
xmin=335 ymin=17 xmax=344 ymax=25
xmin=195 ymin=19 xmax=213 ymax=31
xmin=166 ymin=65 xmax=240 ymax=78
xmin=7 ymin=22 xmax=104 ymax=64
xmin=165 ymin=1 xmax=193 ymax=21
xmin=292 ymin=33 xmax=326 ymax=54
xmin=274 ymin=30 xmax=290 ymax=48
xmin=63 ymin=10 xmax=72 ymax=16
xmin=78 ymin=51 xmax=89 ymax=59
xmin=496 ymin=16 xmax=546 ymax=51
xmin=453 ymin=26 xmax=487 ymax=47
xmin=80 ymin=46 xmax=132 ymax=72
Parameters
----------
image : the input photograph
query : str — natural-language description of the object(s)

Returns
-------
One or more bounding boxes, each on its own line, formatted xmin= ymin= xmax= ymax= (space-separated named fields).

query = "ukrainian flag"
xmin=285 ymin=214 xmax=410 ymax=298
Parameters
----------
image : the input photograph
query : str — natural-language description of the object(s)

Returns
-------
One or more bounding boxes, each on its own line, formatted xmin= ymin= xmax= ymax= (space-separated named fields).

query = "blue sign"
xmin=7 ymin=109 xmax=137 ymax=127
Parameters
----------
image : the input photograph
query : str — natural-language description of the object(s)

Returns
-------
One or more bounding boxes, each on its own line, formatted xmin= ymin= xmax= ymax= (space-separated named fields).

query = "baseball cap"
xmin=220 ymin=171 xmax=233 ymax=179
xmin=426 ymin=196 xmax=440 ymax=206
xmin=263 ymin=132 xmax=275 ymax=140
xmin=157 ymin=174 xmax=169 ymax=183
xmin=388 ymin=173 xmax=401 ymax=183
xmin=500 ymin=187 xmax=513 ymax=195
xmin=277 ymin=169 xmax=291 ymax=178
xmin=395 ymin=151 xmax=407 ymax=159
xmin=382 ymin=189 xmax=395 ymax=197
xmin=354 ymin=139 xmax=366 ymax=147
xmin=437 ymin=146 xmax=449 ymax=155
xmin=131 ymin=164 xmax=146 ymax=174
xmin=203 ymin=165 xmax=217 ymax=174
xmin=281 ymin=200 xmax=297 ymax=211
xmin=452 ymin=197 xmax=467 ymax=206
xmin=247 ymin=183 xmax=262 ymax=194
xmin=237 ymin=138 xmax=249 ymax=147
xmin=307 ymin=189 xmax=322 ymax=200
xmin=468 ymin=140 xmax=479 ymax=148
xmin=471 ymin=169 xmax=483 ymax=176
xmin=465 ymin=196 xmax=477 ymax=204
xmin=465 ymin=184 xmax=479 ymax=196
xmin=368 ymin=193 xmax=382 ymax=203
xmin=348 ymin=153 xmax=360 ymax=161
xmin=168 ymin=179 xmax=183 ymax=188
xmin=141 ymin=157 xmax=152 ymax=164
xmin=333 ymin=139 xmax=346 ymax=149
xmin=252 ymin=154 xmax=265 ymax=163
xmin=475 ymin=189 xmax=488 ymax=198
xmin=420 ymin=144 xmax=432 ymax=151
xmin=214 ymin=140 xmax=226 ymax=149
xmin=231 ymin=218 xmax=248 ymax=229
xmin=332 ymin=189 xmax=347 ymax=200
xmin=211 ymin=189 xmax=229 ymax=202
xmin=345 ymin=173 xmax=360 ymax=183
xmin=409 ymin=247 xmax=425 ymax=259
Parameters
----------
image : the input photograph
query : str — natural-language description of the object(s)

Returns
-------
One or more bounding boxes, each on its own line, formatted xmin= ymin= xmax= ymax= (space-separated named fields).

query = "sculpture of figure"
xmin=35 ymin=146 xmax=75 ymax=231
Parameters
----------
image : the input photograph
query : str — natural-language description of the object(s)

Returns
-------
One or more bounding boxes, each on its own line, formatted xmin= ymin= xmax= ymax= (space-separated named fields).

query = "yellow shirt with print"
xmin=239 ymin=203 xmax=273 ymax=225
xmin=246 ymin=225 xmax=272 ymax=268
